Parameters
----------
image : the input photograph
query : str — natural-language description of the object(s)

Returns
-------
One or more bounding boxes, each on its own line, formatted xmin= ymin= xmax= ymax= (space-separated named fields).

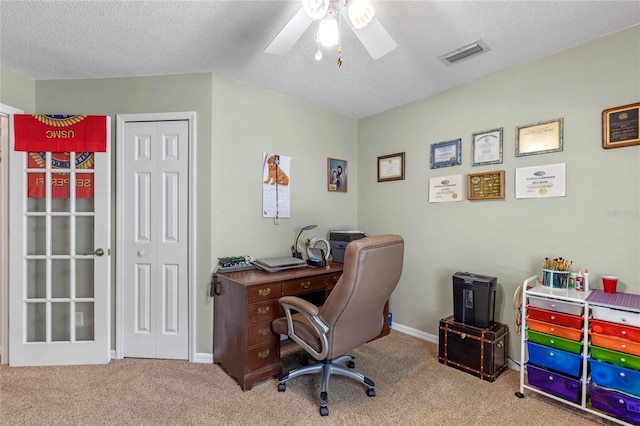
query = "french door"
xmin=8 ymin=119 xmax=110 ymax=366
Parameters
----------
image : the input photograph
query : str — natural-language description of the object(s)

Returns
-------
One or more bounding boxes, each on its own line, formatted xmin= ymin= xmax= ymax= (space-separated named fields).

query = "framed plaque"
xmin=602 ymin=102 xmax=640 ymax=149
xmin=377 ymin=152 xmax=405 ymax=182
xmin=515 ymin=118 xmax=563 ymax=156
xmin=430 ymin=138 xmax=461 ymax=169
xmin=467 ymin=170 xmax=505 ymax=200
xmin=471 ymin=128 xmax=503 ymax=166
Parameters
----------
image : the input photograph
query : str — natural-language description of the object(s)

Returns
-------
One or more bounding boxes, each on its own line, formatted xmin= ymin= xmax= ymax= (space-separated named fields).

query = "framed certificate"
xmin=471 ymin=128 xmax=503 ymax=166
xmin=467 ymin=170 xmax=505 ymax=200
xmin=515 ymin=163 xmax=566 ymax=199
xmin=430 ymin=139 xmax=461 ymax=169
xmin=515 ymin=118 xmax=563 ymax=156
xmin=377 ymin=152 xmax=405 ymax=182
xmin=428 ymin=174 xmax=462 ymax=203
xmin=602 ymin=102 xmax=640 ymax=149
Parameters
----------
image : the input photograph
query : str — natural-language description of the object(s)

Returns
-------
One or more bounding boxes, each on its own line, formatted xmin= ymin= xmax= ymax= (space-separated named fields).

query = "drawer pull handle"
xmin=622 ymin=330 xmax=627 ymax=335
xmin=258 ymin=306 xmax=270 ymax=315
xmin=619 ymin=399 xmax=625 ymax=405
xmin=257 ymin=350 xmax=270 ymax=359
xmin=550 ymin=340 xmax=555 ymax=344
xmin=258 ymin=288 xmax=271 ymax=297
xmin=621 ymin=344 xmax=626 ymax=349
xmin=550 ymin=316 xmax=555 ymax=320
xmin=548 ymin=376 xmax=554 ymax=381
xmin=549 ymin=352 xmax=554 ymax=357
xmin=550 ymin=304 xmax=556 ymax=308
xmin=620 ymin=372 xmax=626 ymax=378
xmin=621 ymin=358 xmax=626 ymax=363
xmin=300 ymin=281 xmax=311 ymax=289
xmin=550 ymin=328 xmax=555 ymax=332
xmin=460 ymin=333 xmax=467 ymax=340
xmin=621 ymin=317 xmax=628 ymax=322
xmin=258 ymin=328 xmax=269 ymax=337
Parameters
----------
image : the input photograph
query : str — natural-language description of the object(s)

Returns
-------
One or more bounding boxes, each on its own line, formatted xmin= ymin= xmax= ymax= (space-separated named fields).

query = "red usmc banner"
xmin=27 ymin=152 xmax=94 ymax=198
xmin=14 ymin=114 xmax=107 ymax=152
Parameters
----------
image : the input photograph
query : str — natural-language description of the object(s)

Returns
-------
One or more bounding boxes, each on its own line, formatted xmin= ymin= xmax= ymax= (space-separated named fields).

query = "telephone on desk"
xmin=216 ymin=256 xmax=256 ymax=273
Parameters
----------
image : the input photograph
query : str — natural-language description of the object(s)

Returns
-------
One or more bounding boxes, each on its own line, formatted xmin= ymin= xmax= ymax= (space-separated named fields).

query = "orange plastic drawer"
xmin=527 ymin=306 xmax=583 ymax=329
xmin=590 ymin=319 xmax=640 ymax=343
xmin=590 ymin=332 xmax=640 ymax=357
xmin=527 ymin=318 xmax=582 ymax=341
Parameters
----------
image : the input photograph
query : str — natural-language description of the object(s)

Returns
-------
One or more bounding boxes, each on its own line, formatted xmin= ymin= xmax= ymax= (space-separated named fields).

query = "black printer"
xmin=329 ymin=230 xmax=366 ymax=263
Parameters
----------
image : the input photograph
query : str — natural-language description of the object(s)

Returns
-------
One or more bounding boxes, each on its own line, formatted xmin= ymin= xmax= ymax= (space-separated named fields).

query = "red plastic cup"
xmin=602 ymin=276 xmax=618 ymax=294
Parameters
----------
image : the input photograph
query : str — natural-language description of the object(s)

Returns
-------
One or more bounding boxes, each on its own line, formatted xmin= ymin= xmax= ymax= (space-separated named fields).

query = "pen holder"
xmin=543 ymin=269 xmax=569 ymax=289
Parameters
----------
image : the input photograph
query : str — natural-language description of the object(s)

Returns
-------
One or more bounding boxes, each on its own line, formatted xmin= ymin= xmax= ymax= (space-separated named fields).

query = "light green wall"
xmin=0 ymin=65 xmax=36 ymax=112
xmin=357 ymin=25 xmax=640 ymax=360
xmin=32 ymin=72 xmax=357 ymax=354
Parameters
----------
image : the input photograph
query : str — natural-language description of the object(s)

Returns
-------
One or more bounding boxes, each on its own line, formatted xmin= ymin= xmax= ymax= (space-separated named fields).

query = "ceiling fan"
xmin=265 ymin=0 xmax=397 ymax=60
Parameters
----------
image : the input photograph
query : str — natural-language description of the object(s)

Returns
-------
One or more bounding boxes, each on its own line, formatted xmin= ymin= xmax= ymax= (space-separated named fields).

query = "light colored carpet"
xmin=0 ymin=331 xmax=618 ymax=425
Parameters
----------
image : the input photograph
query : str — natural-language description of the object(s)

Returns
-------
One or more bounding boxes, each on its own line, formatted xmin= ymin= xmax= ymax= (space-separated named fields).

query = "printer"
xmin=329 ymin=230 xmax=366 ymax=263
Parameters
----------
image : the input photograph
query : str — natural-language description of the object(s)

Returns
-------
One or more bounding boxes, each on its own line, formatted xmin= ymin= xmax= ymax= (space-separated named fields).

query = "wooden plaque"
xmin=467 ymin=170 xmax=505 ymax=200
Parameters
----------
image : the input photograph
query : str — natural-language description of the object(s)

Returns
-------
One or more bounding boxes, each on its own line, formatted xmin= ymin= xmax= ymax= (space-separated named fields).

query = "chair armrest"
xmin=278 ymin=296 xmax=329 ymax=360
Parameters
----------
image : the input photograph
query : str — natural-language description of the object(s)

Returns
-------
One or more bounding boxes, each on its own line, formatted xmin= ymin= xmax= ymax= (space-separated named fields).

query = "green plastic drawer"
xmin=590 ymin=345 xmax=640 ymax=371
xmin=527 ymin=329 xmax=583 ymax=354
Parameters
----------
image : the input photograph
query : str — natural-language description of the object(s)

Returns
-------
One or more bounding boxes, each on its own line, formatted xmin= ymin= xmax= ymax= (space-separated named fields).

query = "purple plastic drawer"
xmin=526 ymin=363 xmax=581 ymax=403
xmin=590 ymin=384 xmax=640 ymax=425
xmin=589 ymin=358 xmax=640 ymax=398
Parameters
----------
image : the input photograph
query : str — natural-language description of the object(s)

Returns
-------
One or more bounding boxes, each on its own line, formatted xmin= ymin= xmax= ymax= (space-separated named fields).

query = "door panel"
xmin=9 ymin=122 xmax=110 ymax=365
xmin=123 ymin=121 xmax=188 ymax=360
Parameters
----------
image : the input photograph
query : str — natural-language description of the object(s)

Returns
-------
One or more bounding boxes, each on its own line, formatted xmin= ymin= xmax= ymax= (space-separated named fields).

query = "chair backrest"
xmin=319 ymin=234 xmax=404 ymax=358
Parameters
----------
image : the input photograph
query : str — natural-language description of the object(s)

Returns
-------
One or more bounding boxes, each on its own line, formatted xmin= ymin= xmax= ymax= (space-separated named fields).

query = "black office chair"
xmin=271 ymin=234 xmax=404 ymax=416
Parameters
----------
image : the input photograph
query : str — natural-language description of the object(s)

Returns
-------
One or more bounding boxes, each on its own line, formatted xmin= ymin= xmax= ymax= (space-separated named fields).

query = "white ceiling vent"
xmin=438 ymin=39 xmax=490 ymax=65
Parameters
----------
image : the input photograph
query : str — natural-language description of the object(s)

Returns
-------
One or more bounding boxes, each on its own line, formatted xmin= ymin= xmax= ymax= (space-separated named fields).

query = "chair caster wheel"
xmin=347 ymin=361 xmax=355 ymax=368
xmin=319 ymin=406 xmax=329 ymax=416
xmin=278 ymin=383 xmax=286 ymax=392
xmin=367 ymin=388 xmax=375 ymax=397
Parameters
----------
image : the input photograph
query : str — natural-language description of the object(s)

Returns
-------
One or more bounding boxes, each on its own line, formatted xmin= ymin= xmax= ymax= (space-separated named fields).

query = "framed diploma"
xmin=428 ymin=174 xmax=462 ymax=203
xmin=602 ymin=102 xmax=640 ymax=149
xmin=430 ymin=138 xmax=461 ymax=169
xmin=471 ymin=128 xmax=503 ymax=166
xmin=377 ymin=152 xmax=405 ymax=182
xmin=467 ymin=170 xmax=505 ymax=200
xmin=515 ymin=118 xmax=563 ymax=156
xmin=515 ymin=163 xmax=566 ymax=199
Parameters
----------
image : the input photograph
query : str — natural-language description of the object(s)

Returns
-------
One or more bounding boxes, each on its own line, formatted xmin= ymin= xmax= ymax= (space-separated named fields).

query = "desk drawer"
xmin=247 ymin=300 xmax=280 ymax=324
xmin=526 ymin=318 xmax=583 ymax=341
xmin=247 ymin=342 xmax=279 ymax=372
xmin=590 ymin=332 xmax=640 ymax=357
xmin=591 ymin=305 xmax=640 ymax=328
xmin=527 ymin=306 xmax=583 ymax=329
xmin=248 ymin=320 xmax=278 ymax=347
xmin=528 ymin=295 xmax=583 ymax=316
xmin=282 ymin=275 xmax=331 ymax=296
xmin=247 ymin=284 xmax=280 ymax=304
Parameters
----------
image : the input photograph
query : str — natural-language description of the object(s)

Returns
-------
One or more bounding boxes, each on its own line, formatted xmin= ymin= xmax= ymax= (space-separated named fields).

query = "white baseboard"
xmin=164 ymin=322 xmax=521 ymax=370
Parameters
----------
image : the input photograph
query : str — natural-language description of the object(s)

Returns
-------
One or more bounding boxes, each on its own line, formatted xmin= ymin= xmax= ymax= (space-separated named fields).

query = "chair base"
xmin=277 ymin=355 xmax=375 ymax=416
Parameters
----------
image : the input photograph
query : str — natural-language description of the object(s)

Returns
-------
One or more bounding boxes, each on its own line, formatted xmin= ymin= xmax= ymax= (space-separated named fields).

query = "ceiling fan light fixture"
xmin=347 ymin=0 xmax=374 ymax=29
xmin=318 ymin=13 xmax=339 ymax=47
xmin=303 ymin=0 xmax=330 ymax=20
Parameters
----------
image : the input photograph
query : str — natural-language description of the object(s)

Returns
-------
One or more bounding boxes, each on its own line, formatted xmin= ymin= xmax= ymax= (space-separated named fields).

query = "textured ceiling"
xmin=1 ymin=1 xmax=639 ymax=118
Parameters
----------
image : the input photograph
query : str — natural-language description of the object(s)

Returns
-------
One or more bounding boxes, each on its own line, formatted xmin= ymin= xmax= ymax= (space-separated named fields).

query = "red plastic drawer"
xmin=590 ymin=332 xmax=640 ymax=357
xmin=527 ymin=306 xmax=583 ymax=329
xmin=527 ymin=318 xmax=583 ymax=341
xmin=590 ymin=318 xmax=640 ymax=343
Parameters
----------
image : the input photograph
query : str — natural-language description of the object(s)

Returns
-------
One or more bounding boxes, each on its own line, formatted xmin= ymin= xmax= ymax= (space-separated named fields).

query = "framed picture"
xmin=430 ymin=139 xmax=461 ymax=169
xmin=377 ymin=152 xmax=405 ymax=182
xmin=467 ymin=170 xmax=505 ymax=200
xmin=471 ymin=128 xmax=503 ymax=166
xmin=327 ymin=157 xmax=347 ymax=192
xmin=515 ymin=118 xmax=563 ymax=156
xmin=602 ymin=102 xmax=640 ymax=149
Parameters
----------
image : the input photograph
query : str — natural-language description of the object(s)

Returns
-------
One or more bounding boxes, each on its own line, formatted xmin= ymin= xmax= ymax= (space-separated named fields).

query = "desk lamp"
xmin=292 ymin=224 xmax=317 ymax=258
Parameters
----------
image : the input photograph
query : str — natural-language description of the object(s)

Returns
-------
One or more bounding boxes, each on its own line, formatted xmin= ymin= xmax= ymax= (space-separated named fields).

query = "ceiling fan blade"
xmin=340 ymin=9 xmax=397 ymax=60
xmin=265 ymin=8 xmax=314 ymax=55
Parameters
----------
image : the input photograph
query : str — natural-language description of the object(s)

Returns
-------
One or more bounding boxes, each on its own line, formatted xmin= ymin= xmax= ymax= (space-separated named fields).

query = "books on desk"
xmin=252 ymin=256 xmax=307 ymax=273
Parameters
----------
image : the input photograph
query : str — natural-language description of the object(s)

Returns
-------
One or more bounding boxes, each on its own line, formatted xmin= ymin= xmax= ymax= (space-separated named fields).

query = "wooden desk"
xmin=213 ymin=263 xmax=389 ymax=390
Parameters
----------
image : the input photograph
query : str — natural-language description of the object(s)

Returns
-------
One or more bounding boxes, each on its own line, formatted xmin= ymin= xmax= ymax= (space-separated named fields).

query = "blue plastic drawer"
xmin=526 ymin=340 xmax=582 ymax=377
xmin=589 ymin=384 xmax=640 ymax=425
xmin=589 ymin=358 xmax=640 ymax=398
xmin=526 ymin=363 xmax=581 ymax=403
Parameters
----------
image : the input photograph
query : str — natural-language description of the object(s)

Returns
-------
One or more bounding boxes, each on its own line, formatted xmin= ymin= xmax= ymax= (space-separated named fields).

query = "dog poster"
xmin=262 ymin=152 xmax=291 ymax=218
